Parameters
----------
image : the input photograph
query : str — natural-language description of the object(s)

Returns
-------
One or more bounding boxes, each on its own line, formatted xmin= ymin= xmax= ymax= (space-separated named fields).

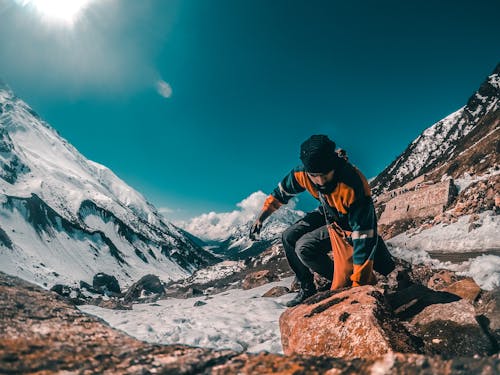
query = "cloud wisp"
xmin=156 ymin=80 xmax=173 ymax=98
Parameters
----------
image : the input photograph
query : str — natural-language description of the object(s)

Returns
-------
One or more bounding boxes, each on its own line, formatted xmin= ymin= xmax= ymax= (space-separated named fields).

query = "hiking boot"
xmin=286 ymin=286 xmax=316 ymax=307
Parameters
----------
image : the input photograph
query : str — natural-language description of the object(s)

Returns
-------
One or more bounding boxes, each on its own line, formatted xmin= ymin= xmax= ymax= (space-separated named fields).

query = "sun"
xmin=16 ymin=0 xmax=92 ymax=24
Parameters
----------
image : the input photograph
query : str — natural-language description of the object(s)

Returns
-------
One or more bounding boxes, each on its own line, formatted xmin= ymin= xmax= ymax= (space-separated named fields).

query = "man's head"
xmin=300 ymin=134 xmax=341 ymax=193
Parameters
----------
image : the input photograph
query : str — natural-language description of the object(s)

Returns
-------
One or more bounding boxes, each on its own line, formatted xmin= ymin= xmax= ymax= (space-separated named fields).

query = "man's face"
xmin=307 ymin=170 xmax=335 ymax=189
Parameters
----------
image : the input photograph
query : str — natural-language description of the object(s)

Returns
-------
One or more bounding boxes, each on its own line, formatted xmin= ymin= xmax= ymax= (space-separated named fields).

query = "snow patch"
xmin=80 ymin=277 xmax=296 ymax=354
xmin=387 ymin=211 xmax=500 ymax=252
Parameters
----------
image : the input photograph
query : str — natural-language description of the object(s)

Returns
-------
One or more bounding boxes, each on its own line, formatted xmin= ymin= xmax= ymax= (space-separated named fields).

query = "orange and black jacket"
xmin=262 ymin=159 xmax=377 ymax=266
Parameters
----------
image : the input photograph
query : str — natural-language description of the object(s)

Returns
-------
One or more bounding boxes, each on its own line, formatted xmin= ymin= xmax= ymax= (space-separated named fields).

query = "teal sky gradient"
xmin=0 ymin=0 xmax=499 ymax=219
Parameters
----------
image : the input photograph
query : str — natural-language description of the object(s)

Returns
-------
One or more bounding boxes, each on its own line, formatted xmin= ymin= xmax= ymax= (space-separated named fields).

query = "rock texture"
xmin=379 ymin=179 xmax=456 ymax=225
xmin=279 ymin=286 xmax=419 ymax=359
xmin=410 ymin=299 xmax=493 ymax=358
xmin=242 ymin=270 xmax=278 ymax=290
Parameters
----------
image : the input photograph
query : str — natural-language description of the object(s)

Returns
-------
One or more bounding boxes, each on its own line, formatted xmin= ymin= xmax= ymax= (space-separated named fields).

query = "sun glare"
xmin=16 ymin=0 xmax=92 ymax=25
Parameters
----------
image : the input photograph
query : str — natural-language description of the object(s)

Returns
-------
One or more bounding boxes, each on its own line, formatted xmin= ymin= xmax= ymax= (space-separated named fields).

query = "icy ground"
xmin=80 ymin=277 xmax=296 ymax=354
xmin=387 ymin=211 xmax=500 ymax=252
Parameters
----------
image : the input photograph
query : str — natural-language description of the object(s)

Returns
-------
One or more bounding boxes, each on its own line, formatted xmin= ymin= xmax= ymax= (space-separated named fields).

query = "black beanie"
xmin=300 ymin=135 xmax=338 ymax=173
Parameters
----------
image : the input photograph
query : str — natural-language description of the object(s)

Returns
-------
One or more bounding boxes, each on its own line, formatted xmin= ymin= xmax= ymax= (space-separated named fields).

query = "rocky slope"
xmin=2 ymin=268 xmax=499 ymax=374
xmin=0 ymin=82 xmax=218 ymax=290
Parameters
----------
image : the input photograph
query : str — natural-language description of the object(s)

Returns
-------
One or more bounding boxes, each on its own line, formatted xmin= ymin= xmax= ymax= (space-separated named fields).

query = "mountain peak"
xmin=371 ymin=63 xmax=500 ymax=196
xmin=0 ymin=82 xmax=218 ymax=288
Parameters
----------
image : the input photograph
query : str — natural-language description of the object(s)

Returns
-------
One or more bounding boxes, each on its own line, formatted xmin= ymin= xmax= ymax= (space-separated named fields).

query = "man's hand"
xmin=249 ymin=220 xmax=263 ymax=241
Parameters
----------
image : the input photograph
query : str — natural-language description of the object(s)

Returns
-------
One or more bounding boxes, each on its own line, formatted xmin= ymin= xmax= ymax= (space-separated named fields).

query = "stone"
xmin=468 ymin=214 xmax=480 ymax=223
xmin=476 ymin=287 xmax=500 ymax=345
xmin=444 ymin=278 xmax=481 ymax=302
xmin=50 ymin=284 xmax=72 ymax=297
xmin=427 ymin=270 xmax=459 ymax=290
xmin=123 ymin=274 xmax=165 ymax=303
xmin=262 ymin=286 xmax=290 ymax=297
xmin=194 ymin=300 xmax=207 ymax=307
xmin=79 ymin=280 xmax=99 ymax=294
xmin=468 ymin=222 xmax=481 ymax=232
xmin=92 ymin=272 xmax=121 ymax=295
xmin=242 ymin=270 xmax=278 ymax=290
xmin=98 ymin=299 xmax=132 ymax=310
xmin=279 ymin=286 xmax=418 ymax=359
xmin=410 ymin=299 xmax=493 ymax=358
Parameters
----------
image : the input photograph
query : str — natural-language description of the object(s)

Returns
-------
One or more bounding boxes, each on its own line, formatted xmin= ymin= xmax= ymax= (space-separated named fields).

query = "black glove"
xmin=249 ymin=220 xmax=263 ymax=241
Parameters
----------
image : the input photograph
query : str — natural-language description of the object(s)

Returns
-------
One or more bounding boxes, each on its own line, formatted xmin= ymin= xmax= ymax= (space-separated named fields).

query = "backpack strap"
xmin=318 ymin=192 xmax=342 ymax=225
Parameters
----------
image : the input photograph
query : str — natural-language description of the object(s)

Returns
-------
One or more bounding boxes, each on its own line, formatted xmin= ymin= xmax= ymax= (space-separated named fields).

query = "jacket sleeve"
xmin=262 ymin=168 xmax=306 ymax=215
xmin=347 ymin=197 xmax=378 ymax=265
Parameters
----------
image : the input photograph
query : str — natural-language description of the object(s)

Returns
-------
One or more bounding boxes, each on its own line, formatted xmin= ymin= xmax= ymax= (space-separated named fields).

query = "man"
xmin=250 ymin=135 xmax=394 ymax=307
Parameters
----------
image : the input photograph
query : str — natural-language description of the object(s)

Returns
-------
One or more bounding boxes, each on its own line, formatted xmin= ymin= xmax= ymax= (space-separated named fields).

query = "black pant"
xmin=282 ymin=209 xmax=396 ymax=287
xmin=282 ymin=209 xmax=333 ymax=286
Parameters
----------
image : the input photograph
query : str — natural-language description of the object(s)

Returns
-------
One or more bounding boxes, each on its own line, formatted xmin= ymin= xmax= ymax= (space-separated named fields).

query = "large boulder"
xmin=410 ymin=299 xmax=493 ymax=358
xmin=279 ymin=286 xmax=419 ymax=359
xmin=443 ymin=278 xmax=481 ymax=302
xmin=123 ymin=274 xmax=165 ymax=303
xmin=92 ymin=273 xmax=121 ymax=295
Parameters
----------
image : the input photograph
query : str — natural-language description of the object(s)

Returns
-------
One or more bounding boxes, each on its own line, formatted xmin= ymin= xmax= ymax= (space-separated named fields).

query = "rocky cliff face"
xmin=1 ymin=271 xmax=499 ymax=374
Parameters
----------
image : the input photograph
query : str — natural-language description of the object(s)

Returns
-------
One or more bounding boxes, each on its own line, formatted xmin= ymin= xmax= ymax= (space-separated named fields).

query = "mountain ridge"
xmin=371 ymin=63 xmax=499 ymax=196
xmin=0 ymin=82 xmax=218 ymax=288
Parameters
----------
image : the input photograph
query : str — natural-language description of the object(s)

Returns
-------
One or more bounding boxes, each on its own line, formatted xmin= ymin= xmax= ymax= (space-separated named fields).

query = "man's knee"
xmin=282 ymin=226 xmax=294 ymax=245
xmin=295 ymin=236 xmax=317 ymax=262
xmin=282 ymin=222 xmax=305 ymax=248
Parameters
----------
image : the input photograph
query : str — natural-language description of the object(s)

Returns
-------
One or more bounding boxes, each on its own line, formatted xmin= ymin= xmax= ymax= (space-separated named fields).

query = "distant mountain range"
xmin=0 ymin=83 xmax=218 ymax=288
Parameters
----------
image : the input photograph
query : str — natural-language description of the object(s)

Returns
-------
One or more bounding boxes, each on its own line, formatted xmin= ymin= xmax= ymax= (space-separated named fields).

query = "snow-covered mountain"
xmin=177 ymin=191 xmax=305 ymax=259
xmin=371 ymin=63 xmax=499 ymax=196
xmin=0 ymin=82 xmax=218 ymax=289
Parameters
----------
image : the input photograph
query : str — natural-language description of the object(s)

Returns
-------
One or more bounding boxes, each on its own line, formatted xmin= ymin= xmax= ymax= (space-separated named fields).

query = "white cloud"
xmin=156 ymin=80 xmax=172 ymax=98
xmin=175 ymin=191 xmax=301 ymax=242
xmin=176 ymin=191 xmax=267 ymax=241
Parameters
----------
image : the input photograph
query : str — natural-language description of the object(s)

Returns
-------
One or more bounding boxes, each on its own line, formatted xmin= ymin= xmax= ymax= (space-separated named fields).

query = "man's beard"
xmin=315 ymin=179 xmax=337 ymax=194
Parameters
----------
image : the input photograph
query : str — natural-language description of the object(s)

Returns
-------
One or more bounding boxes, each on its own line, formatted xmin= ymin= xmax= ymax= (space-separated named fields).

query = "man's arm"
xmin=347 ymin=197 xmax=378 ymax=286
xmin=250 ymin=168 xmax=306 ymax=240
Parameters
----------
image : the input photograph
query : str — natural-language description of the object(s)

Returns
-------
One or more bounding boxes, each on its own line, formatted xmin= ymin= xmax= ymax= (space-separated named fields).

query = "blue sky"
xmin=0 ymin=0 xmax=499 ymax=220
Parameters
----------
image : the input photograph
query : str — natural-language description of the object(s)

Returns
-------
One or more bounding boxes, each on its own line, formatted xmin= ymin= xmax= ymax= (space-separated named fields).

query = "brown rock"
xmin=242 ymin=270 xmax=278 ymax=290
xmin=262 ymin=286 xmax=290 ymax=297
xmin=468 ymin=222 xmax=481 ymax=232
xmin=476 ymin=287 xmax=500 ymax=345
xmin=410 ymin=299 xmax=493 ymax=358
xmin=444 ymin=278 xmax=481 ymax=302
xmin=279 ymin=286 xmax=418 ymax=359
xmin=468 ymin=214 xmax=480 ymax=223
xmin=98 ymin=299 xmax=132 ymax=310
xmin=427 ymin=270 xmax=459 ymax=290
